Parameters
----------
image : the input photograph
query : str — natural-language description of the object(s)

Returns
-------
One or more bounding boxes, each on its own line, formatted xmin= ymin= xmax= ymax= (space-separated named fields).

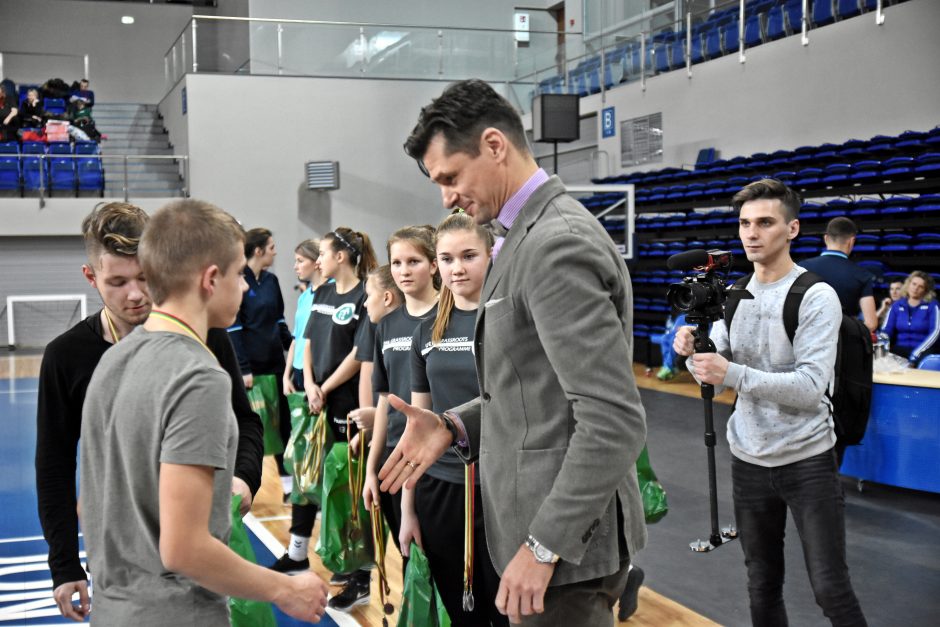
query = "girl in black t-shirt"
xmin=408 ymin=212 xmax=506 ymax=626
xmin=364 ymin=227 xmax=440 ymax=563
xmin=348 ymin=265 xmax=404 ymax=434
xmin=272 ymin=227 xmax=378 ymax=612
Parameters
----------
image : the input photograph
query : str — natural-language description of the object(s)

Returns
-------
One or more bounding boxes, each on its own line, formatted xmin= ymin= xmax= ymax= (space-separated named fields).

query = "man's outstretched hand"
xmin=378 ymin=394 xmax=453 ymax=494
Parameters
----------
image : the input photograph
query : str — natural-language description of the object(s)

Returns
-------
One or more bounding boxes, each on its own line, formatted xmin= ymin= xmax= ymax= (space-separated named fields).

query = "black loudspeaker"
xmin=532 ymin=94 xmax=580 ymax=143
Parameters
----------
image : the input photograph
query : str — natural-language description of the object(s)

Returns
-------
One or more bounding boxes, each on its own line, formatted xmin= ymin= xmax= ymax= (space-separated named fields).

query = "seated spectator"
xmin=657 ymin=313 xmax=688 ymax=381
xmin=71 ymin=100 xmax=101 ymax=141
xmin=19 ymin=88 xmax=46 ymax=129
xmin=0 ymin=91 xmax=19 ymax=141
xmin=876 ymin=280 xmax=903 ymax=328
xmin=69 ymin=79 xmax=95 ymax=110
xmin=880 ymin=270 xmax=939 ymax=365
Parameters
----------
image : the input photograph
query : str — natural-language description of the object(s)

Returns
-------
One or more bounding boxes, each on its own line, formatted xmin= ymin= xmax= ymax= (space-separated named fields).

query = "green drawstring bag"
xmin=228 ymin=494 xmax=277 ymax=627
xmin=246 ymin=374 xmax=284 ymax=456
xmin=637 ymin=445 xmax=669 ymax=524
xmin=284 ymin=394 xmax=333 ymax=506
xmin=397 ymin=543 xmax=451 ymax=627
xmin=315 ymin=442 xmax=374 ymax=574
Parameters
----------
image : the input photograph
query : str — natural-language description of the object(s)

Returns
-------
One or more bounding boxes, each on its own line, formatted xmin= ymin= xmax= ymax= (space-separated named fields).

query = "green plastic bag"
xmin=284 ymin=395 xmax=333 ymax=506
xmin=228 ymin=494 xmax=277 ymax=627
xmin=397 ymin=543 xmax=451 ymax=627
xmin=246 ymin=374 xmax=284 ymax=456
xmin=315 ymin=443 xmax=374 ymax=574
xmin=637 ymin=445 xmax=669 ymax=524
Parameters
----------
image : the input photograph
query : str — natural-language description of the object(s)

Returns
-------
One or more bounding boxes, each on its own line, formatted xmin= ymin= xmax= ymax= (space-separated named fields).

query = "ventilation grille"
xmin=305 ymin=161 xmax=340 ymax=190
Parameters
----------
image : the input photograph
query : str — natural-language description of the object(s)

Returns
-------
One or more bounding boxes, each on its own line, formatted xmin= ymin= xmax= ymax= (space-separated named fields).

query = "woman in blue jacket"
xmin=881 ymin=270 xmax=940 ymax=365
xmin=228 ymin=228 xmax=293 ymax=476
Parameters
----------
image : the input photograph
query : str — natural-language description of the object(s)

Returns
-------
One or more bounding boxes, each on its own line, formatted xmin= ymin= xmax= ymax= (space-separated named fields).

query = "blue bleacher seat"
xmin=48 ymin=157 xmax=76 ymax=195
xmin=654 ymin=40 xmax=671 ymax=73
xmin=766 ymin=4 xmax=788 ymax=39
xmin=74 ymin=141 xmax=101 ymax=155
xmin=77 ymin=156 xmax=105 ymax=194
xmin=44 ymin=98 xmax=67 ymax=115
xmin=689 ymin=32 xmax=705 ymax=64
xmin=919 ymin=355 xmax=940 ymax=371
xmin=881 ymin=233 xmax=912 ymax=253
xmin=914 ymin=153 xmax=940 ymax=176
xmin=0 ymin=141 xmax=19 ymax=155
xmin=836 ymin=0 xmax=863 ymax=19
xmin=822 ymin=163 xmax=852 ymax=184
xmin=0 ymin=156 xmax=21 ymax=192
xmin=852 ymin=234 xmax=879 ymax=253
xmin=704 ymin=27 xmax=723 ymax=59
xmin=744 ymin=14 xmax=764 ymax=47
xmin=47 ymin=142 xmax=71 ymax=155
xmin=882 ymin=156 xmax=916 ymax=179
xmin=882 ymin=195 xmax=914 ymax=216
xmin=914 ymin=194 xmax=940 ymax=215
xmin=22 ymin=155 xmax=44 ymax=192
xmin=794 ymin=168 xmax=823 ymax=186
xmin=813 ymin=1 xmax=837 ymax=26
xmin=669 ymin=38 xmax=685 ymax=69
xmin=22 ymin=142 xmax=46 ymax=155
xmin=852 ymin=198 xmax=881 ymax=216
xmin=722 ymin=20 xmax=740 ymax=53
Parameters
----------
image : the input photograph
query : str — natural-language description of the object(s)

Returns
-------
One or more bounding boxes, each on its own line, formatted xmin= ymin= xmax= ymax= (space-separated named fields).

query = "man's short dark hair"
xmin=403 ymin=79 xmax=529 ymax=168
xmin=825 ymin=216 xmax=858 ymax=242
xmin=731 ymin=178 xmax=802 ymax=222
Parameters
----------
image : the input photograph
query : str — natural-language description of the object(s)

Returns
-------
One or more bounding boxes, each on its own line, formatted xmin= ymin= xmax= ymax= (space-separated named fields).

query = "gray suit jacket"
xmin=451 ymin=176 xmax=648 ymax=587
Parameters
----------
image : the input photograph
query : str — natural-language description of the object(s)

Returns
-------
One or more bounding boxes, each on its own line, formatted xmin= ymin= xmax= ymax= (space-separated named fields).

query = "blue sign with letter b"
xmin=602 ymin=106 xmax=615 ymax=138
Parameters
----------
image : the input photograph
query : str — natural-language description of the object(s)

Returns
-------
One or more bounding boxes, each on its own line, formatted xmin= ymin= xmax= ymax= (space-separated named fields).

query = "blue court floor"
xmin=0 ymin=378 xmax=346 ymax=626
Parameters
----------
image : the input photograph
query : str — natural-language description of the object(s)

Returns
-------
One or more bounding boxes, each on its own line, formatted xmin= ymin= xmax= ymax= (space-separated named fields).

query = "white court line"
xmin=253 ymin=514 xmax=292 ymax=523
xmin=0 ymin=389 xmax=38 ymax=395
xmin=0 ymin=536 xmax=46 ymax=545
xmin=243 ymin=514 xmax=359 ymax=627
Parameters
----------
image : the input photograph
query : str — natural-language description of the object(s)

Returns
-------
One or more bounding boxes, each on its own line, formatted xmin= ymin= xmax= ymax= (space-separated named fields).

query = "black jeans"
xmin=732 ymin=449 xmax=866 ymax=627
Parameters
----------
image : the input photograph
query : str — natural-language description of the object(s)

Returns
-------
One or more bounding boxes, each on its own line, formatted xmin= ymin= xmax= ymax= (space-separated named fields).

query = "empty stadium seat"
xmin=0 ymin=156 xmax=20 ymax=192
xmin=919 ymin=355 xmax=940 ymax=371
xmin=744 ymin=14 xmax=764 ymax=47
xmin=44 ymin=98 xmax=67 ymax=115
xmin=881 ymin=233 xmax=912 ymax=252
xmin=77 ymin=156 xmax=105 ymax=194
xmin=766 ymin=4 xmax=789 ymax=39
xmin=722 ymin=20 xmax=741 ymax=53
xmin=48 ymin=157 xmax=76 ymax=195
xmin=837 ymin=0 xmax=863 ymax=19
xmin=813 ymin=1 xmax=837 ymax=26
xmin=47 ymin=142 xmax=71 ymax=155
xmin=852 ymin=234 xmax=879 ymax=253
xmin=0 ymin=141 xmax=19 ymax=155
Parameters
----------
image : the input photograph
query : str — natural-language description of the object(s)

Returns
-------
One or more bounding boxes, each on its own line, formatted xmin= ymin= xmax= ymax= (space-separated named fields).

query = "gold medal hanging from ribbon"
xmin=370 ymin=501 xmax=394 ymax=627
xmin=463 ymin=462 xmax=476 ymax=612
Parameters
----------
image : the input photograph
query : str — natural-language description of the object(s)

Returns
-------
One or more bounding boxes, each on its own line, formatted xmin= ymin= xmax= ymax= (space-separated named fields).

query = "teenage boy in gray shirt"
xmin=80 ymin=200 xmax=329 ymax=625
xmin=675 ymin=180 xmax=866 ymax=626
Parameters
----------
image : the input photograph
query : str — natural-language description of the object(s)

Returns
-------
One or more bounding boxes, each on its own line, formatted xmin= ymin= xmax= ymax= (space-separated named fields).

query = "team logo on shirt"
xmin=332 ymin=303 xmax=357 ymax=325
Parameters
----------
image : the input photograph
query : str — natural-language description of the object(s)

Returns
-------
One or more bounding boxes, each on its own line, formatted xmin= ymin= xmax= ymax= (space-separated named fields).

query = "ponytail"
xmin=325 ymin=227 xmax=378 ymax=280
xmin=355 ymin=231 xmax=378 ymax=280
xmin=431 ymin=286 xmax=455 ymax=345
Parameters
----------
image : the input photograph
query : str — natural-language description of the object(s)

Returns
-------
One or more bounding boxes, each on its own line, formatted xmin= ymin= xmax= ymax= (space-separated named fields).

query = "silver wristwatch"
xmin=525 ymin=535 xmax=560 ymax=564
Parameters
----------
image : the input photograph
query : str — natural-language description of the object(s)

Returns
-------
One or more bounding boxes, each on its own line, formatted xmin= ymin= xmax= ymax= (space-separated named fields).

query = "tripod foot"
xmin=721 ymin=524 xmax=738 ymax=539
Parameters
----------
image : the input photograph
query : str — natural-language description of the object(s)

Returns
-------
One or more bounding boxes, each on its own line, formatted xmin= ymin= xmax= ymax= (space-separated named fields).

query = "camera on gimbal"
xmin=665 ymin=249 xmax=734 ymax=324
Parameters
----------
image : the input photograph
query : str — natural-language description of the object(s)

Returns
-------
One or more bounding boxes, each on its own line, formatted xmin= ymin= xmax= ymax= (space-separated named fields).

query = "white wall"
xmin=180 ymin=74 xmax=452 ymax=318
xmin=0 ymin=0 xmax=193 ymax=103
xmin=585 ymin=0 xmax=940 ymax=176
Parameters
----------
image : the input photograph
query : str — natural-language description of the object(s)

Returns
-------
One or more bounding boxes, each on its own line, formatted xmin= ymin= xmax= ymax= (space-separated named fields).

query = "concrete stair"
xmin=94 ymin=103 xmax=184 ymax=197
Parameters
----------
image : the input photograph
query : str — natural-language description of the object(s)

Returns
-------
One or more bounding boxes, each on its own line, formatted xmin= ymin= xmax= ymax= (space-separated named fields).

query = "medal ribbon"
xmin=463 ymin=462 xmax=476 ymax=612
xmin=149 ymin=310 xmax=214 ymax=358
xmin=103 ymin=309 xmax=121 ymax=343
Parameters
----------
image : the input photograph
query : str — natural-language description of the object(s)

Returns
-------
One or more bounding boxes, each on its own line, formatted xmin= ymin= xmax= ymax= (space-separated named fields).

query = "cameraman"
xmin=674 ymin=180 xmax=866 ymax=626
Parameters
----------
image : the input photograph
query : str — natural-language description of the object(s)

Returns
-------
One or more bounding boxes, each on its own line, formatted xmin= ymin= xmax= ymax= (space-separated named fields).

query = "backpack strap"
xmin=723 ymin=273 xmax=754 ymax=332
xmin=782 ymin=271 xmax=824 ymax=343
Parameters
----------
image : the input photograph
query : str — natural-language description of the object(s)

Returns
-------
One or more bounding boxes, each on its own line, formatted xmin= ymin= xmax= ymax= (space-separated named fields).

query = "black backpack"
xmin=724 ymin=271 xmax=873 ymax=446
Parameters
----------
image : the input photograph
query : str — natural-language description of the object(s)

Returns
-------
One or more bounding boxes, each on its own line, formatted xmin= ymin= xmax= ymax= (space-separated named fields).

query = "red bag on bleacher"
xmin=44 ymin=120 xmax=69 ymax=143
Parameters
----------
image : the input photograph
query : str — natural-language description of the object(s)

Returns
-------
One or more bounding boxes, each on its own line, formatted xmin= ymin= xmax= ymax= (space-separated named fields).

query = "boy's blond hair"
xmin=139 ymin=199 xmax=245 ymax=305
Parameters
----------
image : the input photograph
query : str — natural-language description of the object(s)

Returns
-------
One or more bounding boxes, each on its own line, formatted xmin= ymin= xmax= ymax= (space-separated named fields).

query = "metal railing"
xmin=16 ymin=153 xmax=189 ymax=208
xmin=163 ymin=15 xmax=581 ymax=89
xmin=510 ymin=0 xmax=891 ymax=113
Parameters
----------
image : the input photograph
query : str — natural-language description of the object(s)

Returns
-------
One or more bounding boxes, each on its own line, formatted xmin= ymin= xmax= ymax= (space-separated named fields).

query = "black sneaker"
xmin=269 ymin=554 xmax=309 ymax=574
xmin=329 ymin=572 xmax=353 ymax=586
xmin=617 ymin=565 xmax=645 ymax=621
xmin=328 ymin=580 xmax=371 ymax=612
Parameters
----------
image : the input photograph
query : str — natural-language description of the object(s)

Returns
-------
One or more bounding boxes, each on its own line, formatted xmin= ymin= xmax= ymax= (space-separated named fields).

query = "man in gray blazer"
xmin=380 ymin=79 xmax=647 ymax=625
